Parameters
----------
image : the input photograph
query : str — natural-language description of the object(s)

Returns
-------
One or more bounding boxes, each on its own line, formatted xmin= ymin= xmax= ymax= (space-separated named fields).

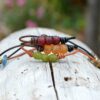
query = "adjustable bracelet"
xmin=0 ymin=34 xmax=100 ymax=69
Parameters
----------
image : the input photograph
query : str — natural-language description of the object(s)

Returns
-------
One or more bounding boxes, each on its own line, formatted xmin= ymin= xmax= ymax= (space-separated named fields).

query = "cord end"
xmin=67 ymin=36 xmax=76 ymax=40
xmin=65 ymin=36 xmax=76 ymax=42
xmin=91 ymin=58 xmax=100 ymax=68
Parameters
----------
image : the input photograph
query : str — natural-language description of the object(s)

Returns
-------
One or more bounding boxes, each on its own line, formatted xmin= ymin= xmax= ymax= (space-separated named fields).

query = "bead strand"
xmin=31 ymin=35 xmax=61 ymax=46
xmin=20 ymin=35 xmax=75 ymax=47
xmin=43 ymin=44 xmax=68 ymax=55
xmin=33 ymin=52 xmax=58 ymax=62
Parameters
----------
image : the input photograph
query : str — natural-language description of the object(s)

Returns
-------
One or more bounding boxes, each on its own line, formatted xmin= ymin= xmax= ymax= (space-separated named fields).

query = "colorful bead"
xmin=37 ymin=36 xmax=46 ymax=46
xmin=45 ymin=36 xmax=53 ymax=44
xmin=44 ymin=44 xmax=53 ymax=54
xmin=52 ymin=45 xmax=60 ymax=54
xmin=48 ymin=54 xmax=58 ymax=62
xmin=52 ymin=36 xmax=60 ymax=44
xmin=41 ymin=54 xmax=49 ymax=62
xmin=67 ymin=45 xmax=75 ymax=52
xmin=33 ymin=52 xmax=43 ymax=59
xmin=52 ymin=44 xmax=68 ymax=54
xmin=2 ymin=55 xmax=7 ymax=66
xmin=59 ymin=44 xmax=68 ymax=54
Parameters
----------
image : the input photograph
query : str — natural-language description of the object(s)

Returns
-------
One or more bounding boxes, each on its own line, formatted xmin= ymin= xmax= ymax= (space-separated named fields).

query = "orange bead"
xmin=44 ymin=44 xmax=68 ymax=55
xmin=52 ymin=44 xmax=68 ymax=55
xmin=52 ymin=45 xmax=60 ymax=54
xmin=59 ymin=44 xmax=68 ymax=54
xmin=44 ymin=44 xmax=54 ymax=54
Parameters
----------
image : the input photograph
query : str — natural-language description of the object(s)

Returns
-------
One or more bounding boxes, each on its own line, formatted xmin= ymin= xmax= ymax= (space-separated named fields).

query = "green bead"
xmin=41 ymin=54 xmax=49 ymax=62
xmin=33 ymin=52 xmax=43 ymax=59
xmin=33 ymin=52 xmax=58 ymax=62
xmin=48 ymin=54 xmax=58 ymax=62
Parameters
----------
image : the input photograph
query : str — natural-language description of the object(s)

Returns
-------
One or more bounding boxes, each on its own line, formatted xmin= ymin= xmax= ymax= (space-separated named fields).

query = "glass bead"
xmin=41 ymin=54 xmax=49 ymax=62
xmin=44 ymin=44 xmax=54 ymax=54
xmin=48 ymin=54 xmax=58 ymax=62
xmin=52 ymin=36 xmax=60 ymax=44
xmin=33 ymin=52 xmax=43 ymax=59
xmin=52 ymin=45 xmax=60 ymax=54
xmin=2 ymin=55 xmax=7 ymax=66
xmin=38 ymin=36 xmax=46 ymax=46
xmin=59 ymin=44 xmax=68 ymax=54
xmin=45 ymin=36 xmax=53 ymax=44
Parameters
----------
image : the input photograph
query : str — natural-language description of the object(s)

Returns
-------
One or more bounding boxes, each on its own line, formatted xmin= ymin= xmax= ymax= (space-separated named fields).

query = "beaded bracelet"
xmin=19 ymin=35 xmax=95 ymax=58
xmin=0 ymin=35 xmax=100 ymax=68
xmin=19 ymin=35 xmax=76 ymax=46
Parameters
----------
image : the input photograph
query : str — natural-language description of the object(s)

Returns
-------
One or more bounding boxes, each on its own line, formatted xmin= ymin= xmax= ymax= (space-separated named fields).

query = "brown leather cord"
xmin=19 ymin=35 xmax=37 ymax=43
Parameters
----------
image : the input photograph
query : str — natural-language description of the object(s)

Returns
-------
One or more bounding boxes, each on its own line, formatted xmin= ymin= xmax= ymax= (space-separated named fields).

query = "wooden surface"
xmin=0 ymin=28 xmax=100 ymax=100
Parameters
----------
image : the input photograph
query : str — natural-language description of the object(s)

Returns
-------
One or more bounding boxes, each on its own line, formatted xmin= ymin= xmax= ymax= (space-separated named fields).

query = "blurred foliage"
xmin=2 ymin=0 xmax=86 ymax=34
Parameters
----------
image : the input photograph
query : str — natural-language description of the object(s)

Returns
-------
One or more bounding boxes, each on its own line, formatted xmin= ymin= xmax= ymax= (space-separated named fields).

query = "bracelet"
xmin=0 ymin=34 xmax=99 ymax=69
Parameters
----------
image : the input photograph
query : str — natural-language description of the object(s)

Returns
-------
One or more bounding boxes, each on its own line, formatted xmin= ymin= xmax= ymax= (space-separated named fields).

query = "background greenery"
xmin=1 ymin=0 xmax=86 ymax=36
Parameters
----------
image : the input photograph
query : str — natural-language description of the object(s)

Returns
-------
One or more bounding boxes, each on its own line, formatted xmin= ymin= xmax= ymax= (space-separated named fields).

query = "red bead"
xmin=38 ymin=36 xmax=46 ymax=46
xmin=45 ymin=36 xmax=53 ymax=44
xmin=53 ymin=36 xmax=60 ymax=44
